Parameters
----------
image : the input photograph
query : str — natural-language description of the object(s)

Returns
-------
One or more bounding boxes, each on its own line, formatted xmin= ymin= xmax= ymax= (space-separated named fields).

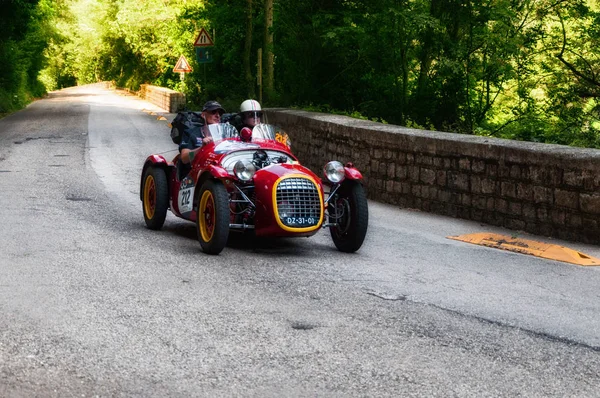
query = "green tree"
xmin=28 ymin=0 xmax=600 ymax=148
xmin=0 ymin=0 xmax=58 ymax=113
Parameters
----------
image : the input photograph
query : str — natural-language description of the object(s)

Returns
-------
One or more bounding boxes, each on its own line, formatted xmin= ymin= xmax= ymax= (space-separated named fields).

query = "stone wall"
xmin=266 ymin=109 xmax=600 ymax=244
xmin=139 ymin=84 xmax=185 ymax=112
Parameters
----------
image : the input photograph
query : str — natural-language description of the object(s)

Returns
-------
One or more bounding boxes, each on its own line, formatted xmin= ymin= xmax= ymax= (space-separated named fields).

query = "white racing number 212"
xmin=178 ymin=187 xmax=193 ymax=213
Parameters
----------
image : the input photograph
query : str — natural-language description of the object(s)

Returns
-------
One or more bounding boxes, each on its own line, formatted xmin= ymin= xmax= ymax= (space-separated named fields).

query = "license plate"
xmin=284 ymin=217 xmax=316 ymax=226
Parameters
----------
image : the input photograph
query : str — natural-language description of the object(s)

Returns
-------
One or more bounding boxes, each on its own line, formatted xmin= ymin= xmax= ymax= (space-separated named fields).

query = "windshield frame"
xmin=205 ymin=123 xmax=240 ymax=143
xmin=251 ymin=123 xmax=292 ymax=148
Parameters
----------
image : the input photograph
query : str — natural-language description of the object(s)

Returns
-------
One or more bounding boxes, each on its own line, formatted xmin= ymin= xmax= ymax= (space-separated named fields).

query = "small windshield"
xmin=252 ymin=124 xmax=292 ymax=148
xmin=205 ymin=123 xmax=240 ymax=143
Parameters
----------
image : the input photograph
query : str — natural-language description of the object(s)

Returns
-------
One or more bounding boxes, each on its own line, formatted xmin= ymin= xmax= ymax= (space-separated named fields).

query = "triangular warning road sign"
xmin=173 ymin=55 xmax=192 ymax=73
xmin=194 ymin=28 xmax=214 ymax=47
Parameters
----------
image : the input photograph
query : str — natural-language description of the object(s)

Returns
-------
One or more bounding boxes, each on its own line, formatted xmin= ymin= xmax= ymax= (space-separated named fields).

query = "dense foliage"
xmin=3 ymin=0 xmax=600 ymax=148
xmin=0 ymin=0 xmax=61 ymax=113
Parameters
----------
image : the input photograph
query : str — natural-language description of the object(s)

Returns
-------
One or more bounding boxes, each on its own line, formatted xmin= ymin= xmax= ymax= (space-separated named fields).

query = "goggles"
xmin=243 ymin=111 xmax=263 ymax=119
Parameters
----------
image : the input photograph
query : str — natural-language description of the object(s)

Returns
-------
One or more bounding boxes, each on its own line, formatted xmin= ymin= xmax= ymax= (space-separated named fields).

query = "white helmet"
xmin=240 ymin=99 xmax=261 ymax=113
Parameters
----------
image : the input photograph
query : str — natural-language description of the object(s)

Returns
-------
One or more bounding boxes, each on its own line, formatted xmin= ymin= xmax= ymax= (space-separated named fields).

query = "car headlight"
xmin=234 ymin=160 xmax=256 ymax=181
xmin=324 ymin=161 xmax=345 ymax=183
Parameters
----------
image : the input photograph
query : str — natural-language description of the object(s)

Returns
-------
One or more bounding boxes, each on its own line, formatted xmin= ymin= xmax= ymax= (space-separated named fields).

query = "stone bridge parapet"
xmin=139 ymin=84 xmax=185 ymax=112
xmin=267 ymin=109 xmax=600 ymax=244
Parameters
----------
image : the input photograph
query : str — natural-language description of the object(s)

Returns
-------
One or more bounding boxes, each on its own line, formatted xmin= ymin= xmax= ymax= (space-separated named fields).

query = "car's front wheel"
xmin=142 ymin=166 xmax=169 ymax=230
xmin=328 ymin=180 xmax=368 ymax=253
xmin=196 ymin=179 xmax=230 ymax=255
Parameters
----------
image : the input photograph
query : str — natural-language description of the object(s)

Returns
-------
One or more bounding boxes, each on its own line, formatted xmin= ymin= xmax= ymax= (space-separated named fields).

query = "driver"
xmin=239 ymin=99 xmax=262 ymax=141
xmin=179 ymin=100 xmax=225 ymax=164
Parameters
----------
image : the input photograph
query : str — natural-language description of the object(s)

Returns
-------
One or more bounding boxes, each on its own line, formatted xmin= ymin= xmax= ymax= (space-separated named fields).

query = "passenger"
xmin=179 ymin=100 xmax=225 ymax=164
xmin=238 ymin=99 xmax=262 ymax=141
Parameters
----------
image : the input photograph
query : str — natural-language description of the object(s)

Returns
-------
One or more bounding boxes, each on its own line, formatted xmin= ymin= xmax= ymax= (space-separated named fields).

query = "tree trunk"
xmin=244 ymin=0 xmax=255 ymax=98
xmin=264 ymin=0 xmax=274 ymax=100
xmin=415 ymin=0 xmax=437 ymax=101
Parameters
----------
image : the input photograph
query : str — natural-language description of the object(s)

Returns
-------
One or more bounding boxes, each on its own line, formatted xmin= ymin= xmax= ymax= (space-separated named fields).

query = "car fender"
xmin=192 ymin=165 xmax=230 ymax=213
xmin=193 ymin=165 xmax=230 ymax=199
xmin=344 ymin=166 xmax=363 ymax=180
xmin=206 ymin=164 xmax=229 ymax=179
xmin=140 ymin=155 xmax=170 ymax=201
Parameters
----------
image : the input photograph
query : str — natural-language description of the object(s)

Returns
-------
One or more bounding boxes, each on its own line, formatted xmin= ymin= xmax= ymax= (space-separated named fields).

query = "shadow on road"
xmin=158 ymin=220 xmax=314 ymax=256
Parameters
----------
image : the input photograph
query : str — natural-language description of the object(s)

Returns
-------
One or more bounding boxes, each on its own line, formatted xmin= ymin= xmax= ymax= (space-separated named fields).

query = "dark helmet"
xmin=202 ymin=100 xmax=225 ymax=114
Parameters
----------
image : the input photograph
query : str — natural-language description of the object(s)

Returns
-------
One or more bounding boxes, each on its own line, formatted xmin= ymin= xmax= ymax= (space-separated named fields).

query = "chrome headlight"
xmin=234 ymin=160 xmax=256 ymax=181
xmin=324 ymin=161 xmax=345 ymax=183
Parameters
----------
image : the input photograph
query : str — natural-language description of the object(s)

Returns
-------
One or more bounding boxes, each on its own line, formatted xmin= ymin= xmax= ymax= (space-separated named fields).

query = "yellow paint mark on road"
xmin=448 ymin=233 xmax=600 ymax=266
xmin=157 ymin=116 xmax=167 ymax=121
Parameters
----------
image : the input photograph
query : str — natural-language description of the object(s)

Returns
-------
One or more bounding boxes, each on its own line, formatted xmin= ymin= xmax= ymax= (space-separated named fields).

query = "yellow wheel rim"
xmin=199 ymin=190 xmax=215 ymax=242
xmin=143 ymin=174 xmax=156 ymax=219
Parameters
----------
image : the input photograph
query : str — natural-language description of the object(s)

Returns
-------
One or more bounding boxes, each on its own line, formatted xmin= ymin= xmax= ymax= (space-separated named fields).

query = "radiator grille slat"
xmin=276 ymin=178 xmax=321 ymax=228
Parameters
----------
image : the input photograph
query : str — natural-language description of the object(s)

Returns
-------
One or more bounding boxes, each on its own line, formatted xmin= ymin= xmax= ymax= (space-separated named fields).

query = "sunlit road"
xmin=1 ymin=85 xmax=599 ymax=397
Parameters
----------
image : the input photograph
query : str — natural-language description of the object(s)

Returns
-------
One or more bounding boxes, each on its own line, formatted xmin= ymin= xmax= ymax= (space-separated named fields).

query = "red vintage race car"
xmin=140 ymin=123 xmax=368 ymax=255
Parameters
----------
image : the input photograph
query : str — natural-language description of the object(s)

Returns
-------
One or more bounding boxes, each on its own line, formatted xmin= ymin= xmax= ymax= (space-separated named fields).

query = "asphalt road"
xmin=1 ymin=85 xmax=599 ymax=397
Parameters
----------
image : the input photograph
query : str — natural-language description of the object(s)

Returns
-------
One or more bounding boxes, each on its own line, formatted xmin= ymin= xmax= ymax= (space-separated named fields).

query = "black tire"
xmin=142 ymin=166 xmax=169 ymax=230
xmin=329 ymin=181 xmax=369 ymax=252
xmin=196 ymin=179 xmax=230 ymax=255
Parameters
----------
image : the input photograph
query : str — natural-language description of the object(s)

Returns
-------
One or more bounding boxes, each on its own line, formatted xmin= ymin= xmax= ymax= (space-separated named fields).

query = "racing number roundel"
xmin=178 ymin=178 xmax=194 ymax=213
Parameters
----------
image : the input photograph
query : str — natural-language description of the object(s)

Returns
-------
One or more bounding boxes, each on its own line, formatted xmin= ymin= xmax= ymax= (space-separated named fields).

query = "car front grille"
xmin=275 ymin=177 xmax=322 ymax=228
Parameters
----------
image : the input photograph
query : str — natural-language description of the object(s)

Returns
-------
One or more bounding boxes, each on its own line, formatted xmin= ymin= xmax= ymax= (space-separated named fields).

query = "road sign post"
xmin=193 ymin=28 xmax=214 ymax=47
xmin=257 ymin=48 xmax=263 ymax=103
xmin=173 ymin=55 xmax=192 ymax=96
xmin=193 ymin=28 xmax=215 ymax=93
xmin=194 ymin=28 xmax=214 ymax=64
xmin=173 ymin=55 xmax=193 ymax=73
xmin=195 ymin=47 xmax=213 ymax=64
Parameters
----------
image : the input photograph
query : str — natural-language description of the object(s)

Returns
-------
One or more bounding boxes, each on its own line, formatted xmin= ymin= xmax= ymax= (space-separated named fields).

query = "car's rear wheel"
xmin=196 ymin=179 xmax=230 ymax=254
xmin=329 ymin=181 xmax=368 ymax=253
xmin=142 ymin=166 xmax=169 ymax=230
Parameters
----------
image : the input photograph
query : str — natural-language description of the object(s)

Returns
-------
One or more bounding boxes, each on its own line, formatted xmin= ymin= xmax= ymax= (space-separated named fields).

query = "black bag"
xmin=225 ymin=113 xmax=243 ymax=132
xmin=170 ymin=111 xmax=204 ymax=144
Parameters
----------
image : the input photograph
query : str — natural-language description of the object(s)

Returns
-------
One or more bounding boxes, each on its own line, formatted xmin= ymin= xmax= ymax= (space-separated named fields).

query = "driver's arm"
xmin=180 ymin=147 xmax=195 ymax=164
xmin=180 ymin=135 xmax=213 ymax=164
